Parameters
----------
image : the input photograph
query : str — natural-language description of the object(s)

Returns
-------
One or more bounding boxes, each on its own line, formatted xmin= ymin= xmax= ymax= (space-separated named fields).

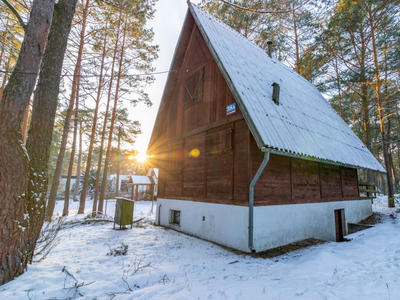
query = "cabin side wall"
xmin=151 ymin=23 xmax=250 ymax=206
xmin=250 ymin=137 xmax=360 ymax=206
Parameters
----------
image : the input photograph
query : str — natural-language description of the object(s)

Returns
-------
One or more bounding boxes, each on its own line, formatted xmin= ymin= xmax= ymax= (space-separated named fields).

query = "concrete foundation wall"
xmin=253 ymin=199 xmax=372 ymax=251
xmin=156 ymin=198 xmax=372 ymax=253
xmin=156 ymin=198 xmax=249 ymax=252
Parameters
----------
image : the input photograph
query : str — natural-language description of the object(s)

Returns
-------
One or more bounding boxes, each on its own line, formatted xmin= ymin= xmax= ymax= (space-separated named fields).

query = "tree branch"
xmin=217 ymin=0 xmax=312 ymax=15
xmin=1 ymin=0 xmax=27 ymax=32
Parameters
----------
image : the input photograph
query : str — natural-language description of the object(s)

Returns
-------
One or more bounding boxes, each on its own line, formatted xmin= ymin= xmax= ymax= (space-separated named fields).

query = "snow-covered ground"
xmin=1 ymin=196 xmax=399 ymax=300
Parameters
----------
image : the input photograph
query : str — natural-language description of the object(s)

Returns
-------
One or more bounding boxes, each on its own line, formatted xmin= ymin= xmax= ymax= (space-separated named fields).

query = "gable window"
xmin=205 ymin=129 xmax=233 ymax=155
xmin=184 ymin=67 xmax=204 ymax=109
xmin=169 ymin=209 xmax=181 ymax=226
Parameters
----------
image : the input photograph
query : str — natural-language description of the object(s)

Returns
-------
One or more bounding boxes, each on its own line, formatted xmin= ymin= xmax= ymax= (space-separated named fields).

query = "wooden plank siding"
xmin=251 ymin=136 xmax=360 ymax=206
xmin=149 ymin=20 xmax=360 ymax=207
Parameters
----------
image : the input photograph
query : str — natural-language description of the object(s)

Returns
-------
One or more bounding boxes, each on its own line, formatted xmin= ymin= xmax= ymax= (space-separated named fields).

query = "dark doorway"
xmin=334 ymin=209 xmax=345 ymax=242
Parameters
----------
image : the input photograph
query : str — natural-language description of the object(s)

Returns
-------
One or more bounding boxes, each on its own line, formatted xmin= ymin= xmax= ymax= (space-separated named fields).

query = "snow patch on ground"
xmin=1 ymin=196 xmax=399 ymax=299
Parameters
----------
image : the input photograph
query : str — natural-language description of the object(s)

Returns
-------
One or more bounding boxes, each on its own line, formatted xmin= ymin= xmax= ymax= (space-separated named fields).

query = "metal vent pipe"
xmin=267 ymin=41 xmax=273 ymax=58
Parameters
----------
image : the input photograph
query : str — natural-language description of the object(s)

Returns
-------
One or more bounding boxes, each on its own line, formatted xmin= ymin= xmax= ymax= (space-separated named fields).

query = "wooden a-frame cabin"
xmin=147 ymin=3 xmax=385 ymax=253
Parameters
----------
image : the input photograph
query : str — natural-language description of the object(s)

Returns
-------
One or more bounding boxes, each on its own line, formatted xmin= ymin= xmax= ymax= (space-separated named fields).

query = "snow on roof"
xmin=189 ymin=4 xmax=385 ymax=172
xmin=131 ymin=175 xmax=153 ymax=185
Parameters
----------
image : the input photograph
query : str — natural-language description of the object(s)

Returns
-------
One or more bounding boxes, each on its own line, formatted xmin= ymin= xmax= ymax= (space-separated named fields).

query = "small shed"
xmin=129 ymin=175 xmax=155 ymax=201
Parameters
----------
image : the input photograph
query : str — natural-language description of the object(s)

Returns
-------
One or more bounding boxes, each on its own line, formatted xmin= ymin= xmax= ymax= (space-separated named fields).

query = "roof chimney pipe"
xmin=267 ymin=41 xmax=273 ymax=58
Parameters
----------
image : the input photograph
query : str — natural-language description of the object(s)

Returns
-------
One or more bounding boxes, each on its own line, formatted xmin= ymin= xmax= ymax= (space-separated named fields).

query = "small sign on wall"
xmin=226 ymin=103 xmax=236 ymax=115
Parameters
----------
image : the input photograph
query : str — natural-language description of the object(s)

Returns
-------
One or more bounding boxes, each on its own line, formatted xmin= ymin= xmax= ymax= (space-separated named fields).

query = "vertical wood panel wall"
xmin=250 ymin=138 xmax=360 ymax=206
xmin=150 ymin=22 xmax=360 ymax=208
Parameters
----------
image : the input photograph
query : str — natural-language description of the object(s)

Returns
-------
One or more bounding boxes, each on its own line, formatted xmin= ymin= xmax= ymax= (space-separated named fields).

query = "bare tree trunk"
xmin=0 ymin=0 xmax=55 ymax=285
xmin=0 ymin=55 xmax=11 ymax=102
xmin=115 ymin=126 xmax=121 ymax=197
xmin=368 ymin=6 xmax=394 ymax=207
xmin=0 ymin=21 xmax=9 ymax=102
xmin=63 ymin=75 xmax=80 ymax=216
xmin=79 ymin=23 xmax=108 ymax=214
xmin=0 ymin=20 xmax=8 ymax=69
xmin=46 ymin=0 xmax=90 ymax=220
xmin=94 ymin=16 xmax=121 ymax=213
xmin=21 ymin=99 xmax=31 ymax=142
xmin=292 ymin=8 xmax=300 ymax=75
xmin=73 ymin=120 xmax=83 ymax=201
xmin=25 ymin=0 xmax=78 ymax=261
xmin=98 ymin=16 xmax=126 ymax=213
xmin=333 ymin=56 xmax=343 ymax=119
xmin=359 ymin=28 xmax=373 ymax=183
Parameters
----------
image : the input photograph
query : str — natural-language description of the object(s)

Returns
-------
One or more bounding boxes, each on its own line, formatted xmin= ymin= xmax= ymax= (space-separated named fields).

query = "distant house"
xmin=147 ymin=3 xmax=385 ymax=253
xmin=146 ymin=168 xmax=159 ymax=197
xmin=110 ymin=174 xmax=132 ymax=194
xmin=57 ymin=175 xmax=82 ymax=198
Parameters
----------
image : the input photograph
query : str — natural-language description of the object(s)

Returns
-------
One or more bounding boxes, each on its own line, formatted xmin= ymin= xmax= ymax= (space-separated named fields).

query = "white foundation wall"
xmin=156 ymin=198 xmax=250 ymax=252
xmin=253 ymin=199 xmax=372 ymax=252
xmin=156 ymin=198 xmax=372 ymax=253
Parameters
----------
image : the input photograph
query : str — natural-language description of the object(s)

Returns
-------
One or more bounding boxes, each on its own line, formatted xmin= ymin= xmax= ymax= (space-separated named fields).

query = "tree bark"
xmin=115 ymin=126 xmax=121 ymax=197
xmin=25 ymin=0 xmax=78 ymax=261
xmin=46 ymin=0 xmax=90 ymax=220
xmin=98 ymin=16 xmax=126 ymax=213
xmin=21 ymin=100 xmax=31 ymax=142
xmin=94 ymin=16 xmax=121 ymax=213
xmin=292 ymin=8 xmax=300 ymax=75
xmin=63 ymin=75 xmax=80 ymax=216
xmin=0 ymin=0 xmax=55 ymax=286
xmin=368 ymin=5 xmax=394 ymax=207
xmin=73 ymin=120 xmax=83 ymax=201
xmin=79 ymin=23 xmax=108 ymax=214
xmin=0 ymin=55 xmax=11 ymax=102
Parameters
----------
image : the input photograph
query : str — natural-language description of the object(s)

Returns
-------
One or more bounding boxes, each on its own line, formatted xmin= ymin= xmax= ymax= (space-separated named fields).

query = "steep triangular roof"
xmin=149 ymin=3 xmax=385 ymax=173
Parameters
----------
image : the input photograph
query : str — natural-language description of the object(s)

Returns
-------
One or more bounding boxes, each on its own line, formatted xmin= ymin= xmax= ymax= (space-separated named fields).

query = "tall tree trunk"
xmin=115 ymin=126 xmax=121 ymax=197
xmin=79 ymin=23 xmax=108 ymax=214
xmin=292 ymin=8 xmax=300 ymax=74
xmin=21 ymin=99 xmax=31 ymax=142
xmin=98 ymin=16 xmax=126 ymax=213
xmin=333 ymin=56 xmax=343 ymax=119
xmin=0 ymin=0 xmax=55 ymax=285
xmin=0 ymin=21 xmax=9 ymax=102
xmin=73 ymin=120 xmax=83 ymax=201
xmin=46 ymin=0 xmax=90 ymax=220
xmin=0 ymin=55 xmax=11 ymax=102
xmin=368 ymin=6 xmax=394 ymax=207
xmin=359 ymin=28 xmax=373 ymax=183
xmin=94 ymin=16 xmax=121 ymax=213
xmin=63 ymin=75 xmax=80 ymax=216
xmin=25 ymin=0 xmax=78 ymax=260
xmin=0 ymin=20 xmax=8 ymax=70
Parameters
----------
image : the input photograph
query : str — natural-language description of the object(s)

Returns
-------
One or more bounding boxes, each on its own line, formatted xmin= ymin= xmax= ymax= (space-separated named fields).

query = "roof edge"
xmin=266 ymin=147 xmax=386 ymax=173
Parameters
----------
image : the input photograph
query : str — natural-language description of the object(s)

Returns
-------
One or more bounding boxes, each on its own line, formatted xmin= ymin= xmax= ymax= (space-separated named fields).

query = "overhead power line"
xmin=0 ymin=68 xmax=179 ymax=78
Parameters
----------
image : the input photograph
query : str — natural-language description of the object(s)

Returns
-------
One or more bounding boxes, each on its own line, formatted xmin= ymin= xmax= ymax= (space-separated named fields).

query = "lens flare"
xmin=189 ymin=149 xmax=200 ymax=158
xmin=137 ymin=152 xmax=147 ymax=162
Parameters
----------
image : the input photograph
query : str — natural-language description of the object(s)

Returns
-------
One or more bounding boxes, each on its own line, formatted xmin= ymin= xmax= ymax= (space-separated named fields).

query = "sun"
xmin=136 ymin=152 xmax=147 ymax=163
